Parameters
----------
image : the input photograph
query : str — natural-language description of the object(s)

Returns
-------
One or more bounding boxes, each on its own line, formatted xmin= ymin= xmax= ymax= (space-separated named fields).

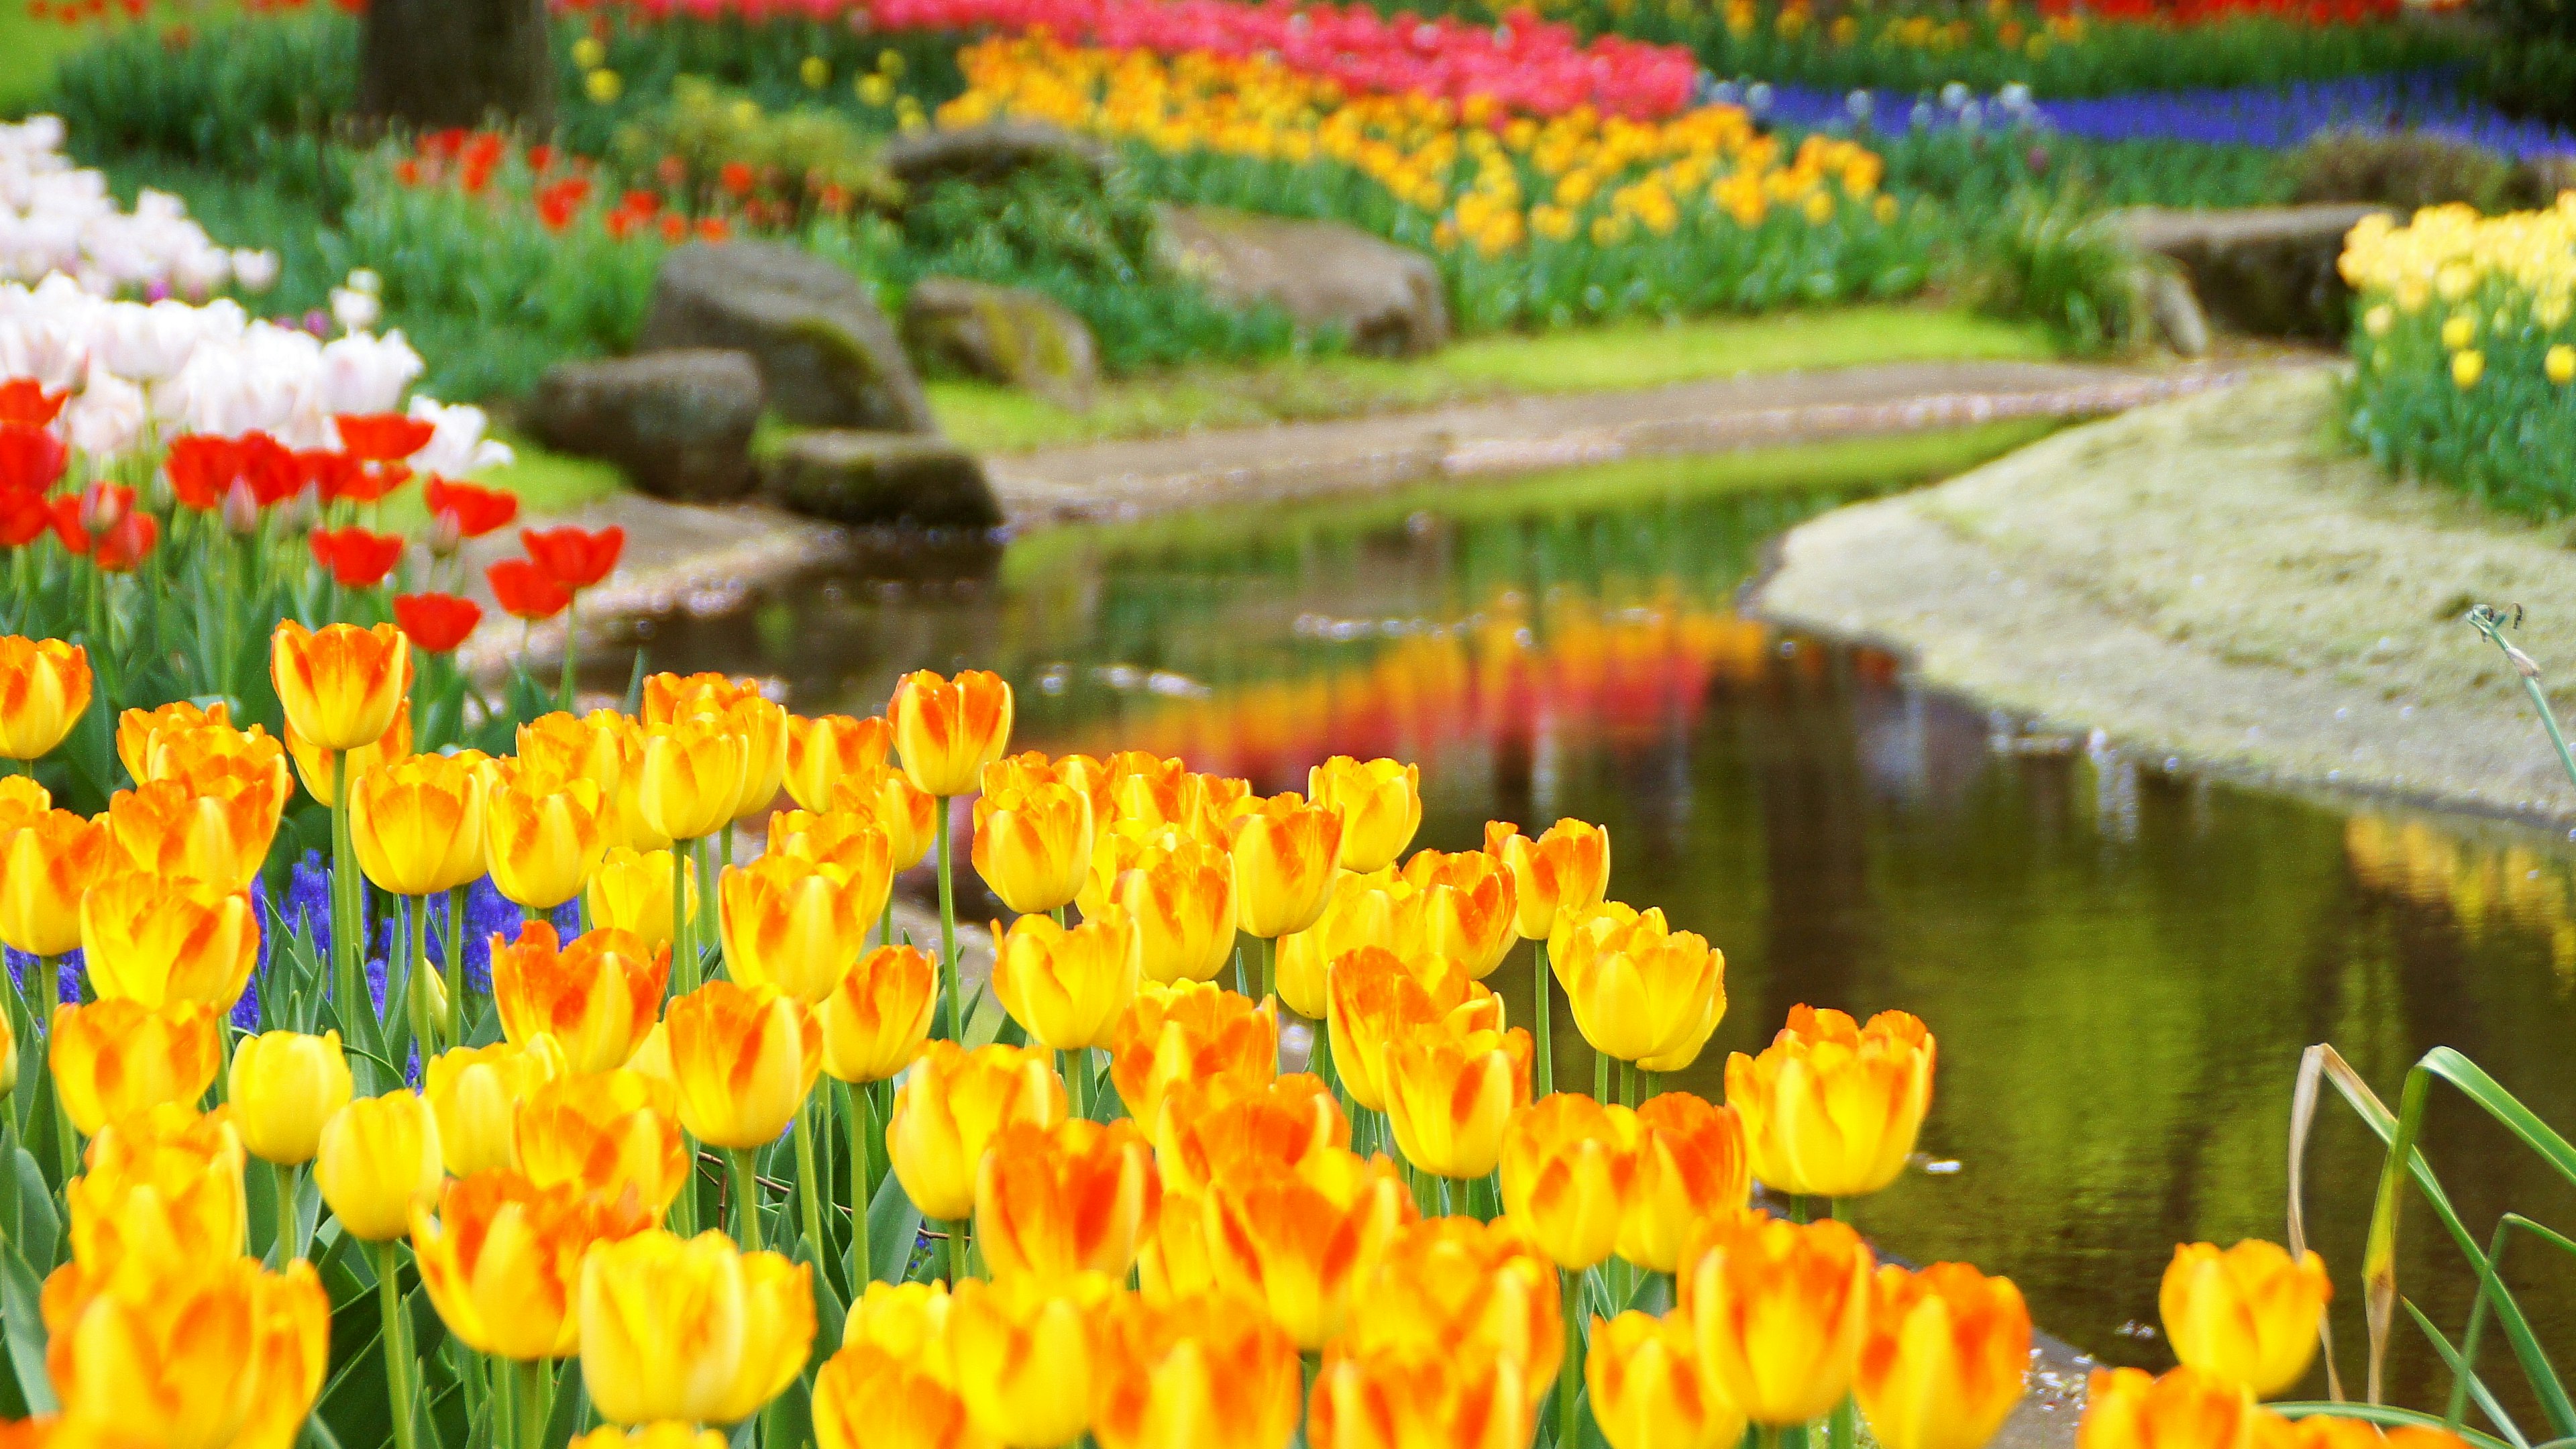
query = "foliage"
xmin=48 ymin=8 xmax=356 ymax=201
xmin=1964 ymin=193 xmax=2147 ymax=352
xmin=606 ymin=76 xmax=900 ymax=231
xmin=2289 ymin=128 xmax=2540 ymax=212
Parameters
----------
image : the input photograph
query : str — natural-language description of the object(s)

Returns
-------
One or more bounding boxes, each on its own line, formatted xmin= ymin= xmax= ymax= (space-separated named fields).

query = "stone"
xmin=881 ymin=122 xmax=1115 ymax=192
xmin=528 ymin=351 xmax=765 ymax=503
xmin=2109 ymin=204 xmax=2390 ymax=341
xmin=637 ymin=241 xmax=936 ymax=433
xmin=902 ymin=277 xmax=1099 ymax=410
xmin=2134 ymin=266 xmax=2210 ymax=358
xmin=1157 ymin=205 xmax=1450 ymax=357
xmin=762 ymin=430 xmax=1001 ymax=529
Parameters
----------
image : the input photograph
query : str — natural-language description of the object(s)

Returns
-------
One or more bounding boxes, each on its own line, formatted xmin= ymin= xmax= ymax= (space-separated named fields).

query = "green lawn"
xmin=928 ymin=305 xmax=2061 ymax=453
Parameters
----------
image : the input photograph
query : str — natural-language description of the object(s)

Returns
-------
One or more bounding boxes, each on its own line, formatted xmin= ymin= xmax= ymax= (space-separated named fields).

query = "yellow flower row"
xmin=2340 ymin=196 xmax=2576 ymax=325
xmin=936 ymin=37 xmax=1890 ymax=257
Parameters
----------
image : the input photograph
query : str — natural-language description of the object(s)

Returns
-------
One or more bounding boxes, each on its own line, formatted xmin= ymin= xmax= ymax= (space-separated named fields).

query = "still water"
xmin=612 ymin=452 xmax=2576 ymax=1414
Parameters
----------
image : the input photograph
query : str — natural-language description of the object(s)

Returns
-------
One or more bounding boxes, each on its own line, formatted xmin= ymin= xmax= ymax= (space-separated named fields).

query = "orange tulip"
xmin=1491 ymin=819 xmax=1611 ymax=941
xmin=412 ymin=1169 xmax=657 ymax=1360
xmin=0 ymin=636 xmax=91 ymax=761
xmin=1621 ymin=1093 xmax=1752 ymax=1273
xmin=1854 ymin=1262 xmax=2031 ymax=1449
xmin=947 ymin=1272 xmax=1111 ymax=1449
xmin=1587 ymin=1309 xmax=1742 ymax=1449
xmin=991 ymin=909 xmax=1140 ymax=1053
xmin=491 ymin=920 xmax=668 ymax=1074
xmin=350 ymin=750 xmax=489 ymax=897
xmin=1324 ymin=945 xmax=1502 ymax=1114
xmin=828 ymin=764 xmax=938 ymax=871
xmin=1384 ymin=1020 xmax=1532 ymax=1181
xmin=1307 ymin=1343 xmax=1531 ymax=1449
xmin=1308 ymin=757 xmax=1420 ymax=873
xmin=1338 ymin=1216 xmax=1563 ymax=1409
xmin=1092 ymin=1291 xmax=1303 ymax=1449
xmin=1554 ymin=906 xmax=1725 ymax=1069
xmin=77 ymin=871 xmax=258 ymax=1009
xmin=0 ymin=808 xmax=115 ymax=957
xmin=973 ymin=780 xmax=1095 ymax=916
xmin=641 ymin=677 xmax=787 ymax=824
xmin=1682 ymin=1209 xmax=1876 ymax=1426
xmin=270 ymin=620 xmax=408 ymax=753
xmin=1228 ymin=794 xmax=1342 ymax=938
xmin=784 ymin=713 xmax=895 ymax=813
xmin=1151 ymin=1072 xmax=1346 ymax=1197
xmin=66 ymin=1106 xmax=247 ymax=1285
xmin=586 ymin=845 xmax=697 ymax=953
xmin=637 ymin=716 xmax=747 ymax=845
xmin=116 ymin=698 xmax=227 ymax=782
xmin=515 ymin=1069 xmax=690 ymax=1216
xmin=1276 ymin=870 xmax=1407 ymax=1020
xmin=1501 ymin=1092 xmax=1640 ymax=1271
xmin=719 ymin=850 xmax=885 ymax=1002
xmin=49 ymin=998 xmax=221 ymax=1135
xmin=891 ymin=669 xmax=1014 ymax=797
xmin=663 ymin=981 xmax=822 ymax=1150
xmin=1727 ymin=1005 xmax=1937 ymax=1198
xmin=887 ymin=1041 xmax=1068 ymax=1222
xmin=2160 ymin=1241 xmax=2333 ymax=1399
xmin=975 ymin=1118 xmax=1160 ymax=1283
xmin=426 ymin=1036 xmax=570 ymax=1176
xmin=2075 ymin=1367 xmax=2261 ymax=1449
xmin=284 ymin=698 xmax=411 ymax=808
xmin=1203 ymin=1146 xmax=1416 ymax=1350
xmin=820 ymin=943 xmax=939 ymax=1083
xmin=814 ymin=1341 xmax=996 ymax=1449
xmin=1397 ymin=849 xmax=1518 ymax=979
xmin=1109 ymin=979 xmax=1277 ymax=1133
xmin=105 ymin=775 xmax=280 ymax=892
xmin=485 ymin=764 xmax=610 ymax=910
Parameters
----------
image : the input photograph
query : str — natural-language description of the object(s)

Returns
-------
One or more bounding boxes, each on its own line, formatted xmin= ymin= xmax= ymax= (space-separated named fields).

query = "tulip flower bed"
xmin=2339 ymin=197 xmax=2576 ymax=518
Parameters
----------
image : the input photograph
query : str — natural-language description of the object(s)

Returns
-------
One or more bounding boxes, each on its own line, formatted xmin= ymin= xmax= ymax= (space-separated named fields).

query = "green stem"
xmin=515 ymin=1356 xmax=551 ymax=1449
xmin=1064 ymin=1048 xmax=1090 ymax=1120
xmin=495 ymin=1348 xmax=517 ymax=1449
xmin=273 ymin=1161 xmax=301 ymax=1265
xmin=947 ymin=1218 xmax=969 ymax=1285
xmin=374 ymin=1240 xmax=419 ymax=1449
xmin=445 ymin=888 xmax=466 ymax=1055
xmin=846 ymin=1081 xmax=874 ymax=1285
xmin=1258 ymin=933 xmax=1275 ymax=1005
xmin=1593 ymin=1046 xmax=1609 ymax=1106
xmin=672 ymin=1149 xmax=698 ymax=1238
xmin=729 ymin=1148 xmax=763 ymax=1251
xmin=35 ymin=955 xmax=72 ymax=1184
xmin=1533 ymin=940 xmax=1553 ymax=1099
xmin=331 ymin=753 xmax=358 ymax=1038
xmin=1829 ymin=1396 xmax=1858 ymax=1449
xmin=407 ymin=896 xmax=431 ymax=1061
xmin=557 ymin=596 xmax=578 ymax=712
xmin=672 ymin=843 xmax=698 ymax=994
xmin=936 ymin=806 xmax=959 ymax=1040
xmin=793 ymin=1099 xmax=825 ymax=1267
xmin=1618 ymin=1058 xmax=1635 ymax=1109
xmin=879 ymin=897 xmax=894 ymax=951
xmin=1556 ymin=1266 xmax=1581 ymax=1449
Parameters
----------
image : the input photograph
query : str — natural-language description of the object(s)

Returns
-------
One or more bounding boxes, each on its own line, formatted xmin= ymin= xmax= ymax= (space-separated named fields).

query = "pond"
xmin=606 ymin=443 xmax=2576 ymax=1418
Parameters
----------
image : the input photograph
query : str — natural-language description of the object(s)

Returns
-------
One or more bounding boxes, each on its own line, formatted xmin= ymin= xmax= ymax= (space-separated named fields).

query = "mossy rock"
xmin=637 ymin=241 xmax=936 ymax=433
xmin=762 ymin=430 xmax=1000 ymax=529
xmin=902 ymin=276 xmax=1099 ymax=411
xmin=1156 ymin=205 xmax=1449 ymax=357
xmin=528 ymin=350 xmax=765 ymax=503
xmin=2110 ymin=205 xmax=2388 ymax=341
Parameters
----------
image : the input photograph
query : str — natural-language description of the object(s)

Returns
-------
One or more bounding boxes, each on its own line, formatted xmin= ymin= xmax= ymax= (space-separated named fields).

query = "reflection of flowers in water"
xmin=2345 ymin=814 xmax=2576 ymax=981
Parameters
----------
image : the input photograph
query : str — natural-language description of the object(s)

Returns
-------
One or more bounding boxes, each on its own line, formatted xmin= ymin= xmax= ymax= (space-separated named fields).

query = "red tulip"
xmin=0 ymin=425 xmax=66 ymax=497
xmin=0 ymin=488 xmax=48 ymax=547
xmin=57 ymin=490 xmax=157 ymax=572
xmin=335 ymin=413 xmax=436 ymax=463
xmin=521 ymin=525 xmax=623 ymax=590
xmin=425 ymin=478 xmax=520 ymax=539
xmin=310 ymin=527 xmax=407 ymax=589
xmin=489 ymin=557 xmax=572 ymax=621
xmin=241 ymin=433 xmax=305 ymax=505
xmin=166 ymin=434 xmax=241 ymax=511
xmin=297 ymin=449 xmax=365 ymax=504
xmin=394 ymin=592 xmax=484 ymax=653
xmin=0 ymin=378 xmax=66 ymax=427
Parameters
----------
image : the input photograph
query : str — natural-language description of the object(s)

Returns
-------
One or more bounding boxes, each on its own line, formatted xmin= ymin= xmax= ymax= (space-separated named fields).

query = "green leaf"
xmin=2403 ymin=1297 xmax=2531 ymax=1447
xmin=2274 ymin=1403 xmax=2520 ymax=1449
xmin=867 ymin=1157 xmax=924 ymax=1286
xmin=0 ymin=1239 xmax=56 ymax=1414
xmin=6 ymin=1152 xmax=54 ymax=1279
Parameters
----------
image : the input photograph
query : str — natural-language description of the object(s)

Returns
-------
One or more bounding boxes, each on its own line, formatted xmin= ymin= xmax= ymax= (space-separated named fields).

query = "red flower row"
xmin=488 ymin=525 xmax=625 ymax=623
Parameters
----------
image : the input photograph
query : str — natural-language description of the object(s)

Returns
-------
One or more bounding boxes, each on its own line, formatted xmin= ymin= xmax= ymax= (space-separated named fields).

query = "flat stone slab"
xmin=2110 ymin=204 xmax=2390 ymax=341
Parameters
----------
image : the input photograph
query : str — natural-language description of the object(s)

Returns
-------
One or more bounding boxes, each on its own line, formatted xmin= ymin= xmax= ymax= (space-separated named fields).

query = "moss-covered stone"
xmin=903 ymin=276 xmax=1099 ymax=411
xmin=529 ymin=350 xmax=765 ymax=502
xmin=762 ymin=430 xmax=1000 ymax=528
xmin=637 ymin=241 xmax=936 ymax=433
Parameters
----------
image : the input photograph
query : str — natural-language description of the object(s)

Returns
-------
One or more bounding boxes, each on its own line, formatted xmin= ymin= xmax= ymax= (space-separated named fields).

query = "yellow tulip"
xmin=783 ymin=713 xmax=894 ymax=812
xmin=663 ymin=981 xmax=823 ymax=1150
xmin=890 ymin=669 xmax=1014 ymax=797
xmin=820 ymin=943 xmax=938 ymax=1083
xmin=105 ymin=775 xmax=280 ymax=892
xmin=1555 ymin=907 xmax=1725 ymax=1069
xmin=520 ymin=710 xmax=629 ymax=803
xmin=1336 ymin=1216 xmax=1562 ymax=1411
xmin=66 ymin=1105 xmax=248 ymax=1285
xmin=490 ymin=920 xmax=669 ymax=1074
xmin=228 ymin=1030 xmax=354 ymax=1165
xmin=515 ymin=1069 xmax=690 ymax=1217
xmin=991 ymin=908 xmax=1141 ymax=1052
xmin=486 ymin=765 xmax=610 ymax=910
xmin=578 ymin=1228 xmax=816 ymax=1426
xmin=1091 ymin=1291 xmax=1303 ymax=1449
xmin=350 ymin=751 xmax=489 ymax=897
xmin=1490 ymin=818 xmax=1610 ymax=941
xmin=314 ymin=1089 xmax=445 ymax=1242
xmin=1276 ymin=870 xmax=1405 ymax=1020
xmin=270 ymin=620 xmax=408 ymax=753
xmin=1307 ymin=1342 xmax=1532 ymax=1449
xmin=412 ymin=1169 xmax=655 ymax=1360
xmin=2159 ymin=1241 xmax=2332 ymax=1399
xmin=1227 ymin=794 xmax=1342 ymax=938
xmin=1203 ymin=1147 xmax=1417 ymax=1351
xmin=975 ymin=1118 xmax=1160 ymax=1283
xmin=973 ymin=780 xmax=1096 ymax=916
xmin=1307 ymin=756 xmax=1420 ymax=873
xmin=828 ymin=763 xmax=938 ymax=871
xmin=425 ymin=1036 xmax=569 ymax=1176
xmin=814 ymin=1341 xmax=995 ymax=1449
xmin=0 ymin=636 xmax=91 ymax=761
xmin=586 ymin=845 xmax=698 ymax=953
xmin=2074 ymin=1366 xmax=2261 ymax=1449
xmin=1856 ymin=1263 xmax=2032 ymax=1449
xmin=77 ymin=871 xmax=258 ymax=1009
xmin=887 ymin=1041 xmax=1067 ymax=1222
xmin=117 ymin=697 xmax=225 ymax=782
xmin=1726 ymin=1006 xmax=1936 ymax=1199
xmin=1621 ymin=1093 xmax=1751 ymax=1273
xmin=1108 ymin=979 xmax=1276 ymax=1133
xmin=1385 ymin=1020 xmax=1531 ymax=1181
xmin=1108 ymin=834 xmax=1237 ymax=985
xmin=284 ymin=698 xmax=412 ymax=808
xmin=42 ymin=1256 xmax=325 ymax=1449
xmin=1324 ymin=945 xmax=1501 ymax=1114
xmin=1500 ymin=1093 xmax=1640 ymax=1271
xmin=947 ymin=1272 xmax=1113 ymax=1449
xmin=0 ymin=808 xmax=114 ymax=958
xmin=720 ymin=851 xmax=883 ymax=1002
xmin=1149 ymin=1073 xmax=1346 ymax=1197
xmin=1397 ymin=849 xmax=1519 ymax=980
xmin=1682 ymin=1210 xmax=1874 ymax=1426
xmin=1587 ymin=1310 xmax=1741 ymax=1449
xmin=638 ymin=717 xmax=747 ymax=845
xmin=572 ymin=1426 xmax=734 ymax=1449
xmin=844 ymin=1279 xmax=953 ymax=1361
xmin=49 ymin=998 xmax=220 ymax=1136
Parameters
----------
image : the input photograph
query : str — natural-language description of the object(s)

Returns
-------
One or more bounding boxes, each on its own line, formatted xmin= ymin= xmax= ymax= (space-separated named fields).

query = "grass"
xmin=930 ymin=305 xmax=2063 ymax=453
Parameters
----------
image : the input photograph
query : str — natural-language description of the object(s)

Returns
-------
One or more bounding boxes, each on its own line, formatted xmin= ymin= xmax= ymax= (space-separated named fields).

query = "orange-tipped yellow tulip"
xmin=0 ymin=808 xmax=113 ymax=957
xmin=828 ymin=763 xmax=939 ymax=871
xmin=1092 ymin=1291 xmax=1303 ymax=1449
xmin=116 ymin=698 xmax=226 ymax=782
xmin=976 ymin=1118 xmax=1160 ymax=1283
xmin=578 ymin=1228 xmax=816 ymax=1426
xmin=1856 ymin=1263 xmax=2032 ymax=1449
xmin=1556 ymin=906 xmax=1724 ymax=1069
xmin=638 ymin=718 xmax=747 ymax=845
xmin=1151 ymin=1072 xmax=1346 ymax=1197
xmin=1228 ymin=793 xmax=1342 ymax=938
xmin=725 ymin=697 xmax=790 ymax=822
xmin=1491 ymin=819 xmax=1611 ymax=941
xmin=991 ymin=908 xmax=1140 ymax=1053
xmin=2075 ymin=1367 xmax=2261 ymax=1449
xmin=1398 ymin=849 xmax=1519 ymax=979
xmin=270 ymin=621 xmax=407 ymax=753
xmin=1727 ymin=1006 xmax=1937 ymax=1199
xmin=492 ymin=920 xmax=668 ymax=1074
xmin=142 ymin=718 xmax=291 ymax=806
xmin=515 ymin=1069 xmax=689 ymax=1216
xmin=586 ymin=846 xmax=696 ymax=953
xmin=820 ymin=943 xmax=938 ymax=1083
xmin=314 ymin=1089 xmax=445 ymax=1241
xmin=974 ymin=780 xmax=1095 ymax=916
xmin=2160 ymin=1241 xmax=2333 ymax=1399
xmin=1276 ymin=870 xmax=1407 ymax=1020
xmin=41 ymin=1255 xmax=324 ymax=1449
xmin=1307 ymin=1342 xmax=1531 ymax=1449
xmin=1110 ymin=835 xmax=1237 ymax=985
xmin=427 ymin=1036 xmax=569 ymax=1175
xmin=1682 ymin=1209 xmax=1875 ymax=1426
xmin=49 ymin=998 xmax=220 ymax=1135
xmin=662 ymin=981 xmax=822 ymax=1150
xmin=720 ymin=851 xmax=883 ymax=1002
xmin=888 ymin=1041 xmax=1068 ymax=1222
xmin=571 ymin=1427 xmax=735 ymax=1449
xmin=1338 ymin=1216 xmax=1563 ymax=1408
xmin=229 ymin=1030 xmax=353 ymax=1165
xmin=1109 ymin=979 xmax=1276 ymax=1133
xmin=784 ymin=714 xmax=894 ymax=812
xmin=520 ymin=710 xmax=629 ymax=798
xmin=1323 ymin=945 xmax=1501 ymax=1114
xmin=1204 ymin=1147 xmax=1416 ymax=1351
xmin=66 ymin=1106 xmax=247 ymax=1283
xmin=351 ymin=751 xmax=489 ymax=897
xmin=1384 ymin=1020 xmax=1531 ymax=1181
xmin=814 ymin=1342 xmax=996 ymax=1449
xmin=0 ymin=637 xmax=90 ymax=761
xmin=1501 ymin=1092 xmax=1640 ymax=1271
xmin=844 ymin=1279 xmax=955 ymax=1360
xmin=77 ymin=871 xmax=258 ymax=1008
xmin=767 ymin=808 xmax=896 ymax=885
xmin=1588 ymin=1310 xmax=1742 ymax=1449
xmin=105 ymin=776 xmax=280 ymax=892
xmin=948 ymin=1271 xmax=1112 ymax=1449
xmin=1103 ymin=758 xmax=1204 ymax=835
xmin=413 ymin=1169 xmax=656 ymax=1360
xmin=0 ymin=773 xmax=44 ymax=830
xmin=284 ymin=698 xmax=412 ymax=808
xmin=1309 ymin=757 xmax=1420 ymax=873
xmin=1621 ymin=1093 xmax=1751 ymax=1273
xmin=891 ymin=669 xmax=1014 ymax=798
xmin=486 ymin=766 xmax=610 ymax=910
xmin=1136 ymin=1182 xmax=1219 ymax=1305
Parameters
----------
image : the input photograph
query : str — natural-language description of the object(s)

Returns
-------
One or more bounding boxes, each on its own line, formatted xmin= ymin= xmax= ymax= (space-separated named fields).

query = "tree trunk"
xmin=358 ymin=0 xmax=555 ymax=136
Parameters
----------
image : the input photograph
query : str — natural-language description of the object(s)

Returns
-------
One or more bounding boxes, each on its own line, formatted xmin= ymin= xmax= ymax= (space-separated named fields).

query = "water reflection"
xmin=620 ymin=458 xmax=2576 ymax=1419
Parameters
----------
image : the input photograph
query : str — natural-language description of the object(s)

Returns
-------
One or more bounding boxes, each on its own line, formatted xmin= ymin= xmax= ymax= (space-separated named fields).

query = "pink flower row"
xmin=560 ymin=0 xmax=1703 ymax=118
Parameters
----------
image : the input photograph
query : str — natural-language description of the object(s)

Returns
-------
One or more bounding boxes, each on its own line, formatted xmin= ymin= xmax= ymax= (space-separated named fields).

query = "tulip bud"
xmin=819 ymin=943 xmax=937 ymax=1084
xmin=315 ymin=1089 xmax=445 ymax=1242
xmin=228 ymin=1029 xmax=354 ymax=1165
xmin=1227 ymin=794 xmax=1342 ymax=939
xmin=663 ymin=981 xmax=822 ymax=1150
xmin=991 ymin=908 xmax=1142 ymax=1053
xmin=1683 ymin=1210 xmax=1875 ymax=1426
xmin=976 ymin=1118 xmax=1160 ymax=1284
xmin=1556 ymin=905 xmax=1725 ymax=1070
xmin=1108 ymin=979 xmax=1275 ymax=1134
xmin=1856 ymin=1263 xmax=2032 ymax=1449
xmin=49 ymin=998 xmax=221 ymax=1135
xmin=2159 ymin=1241 xmax=2332 ymax=1399
xmin=578 ymin=1229 xmax=814 ymax=1426
xmin=1587 ymin=1309 xmax=1741 ymax=1449
xmin=1726 ymin=1005 xmax=1935 ymax=1199
xmin=890 ymin=669 xmax=1014 ymax=798
xmin=221 ymin=478 xmax=261 ymax=538
xmin=948 ymin=1273 xmax=1114 ymax=1449
xmin=638 ymin=717 xmax=747 ymax=845
xmin=1501 ymin=1093 xmax=1640 ymax=1271
xmin=426 ymin=1037 xmax=569 ymax=1176
xmin=427 ymin=506 xmax=462 ymax=558
xmin=80 ymin=480 xmax=123 ymax=535
xmin=270 ymin=621 xmax=408 ymax=754
xmin=1308 ymin=756 xmax=1421 ymax=873
xmin=888 ymin=1042 xmax=1067 ymax=1223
